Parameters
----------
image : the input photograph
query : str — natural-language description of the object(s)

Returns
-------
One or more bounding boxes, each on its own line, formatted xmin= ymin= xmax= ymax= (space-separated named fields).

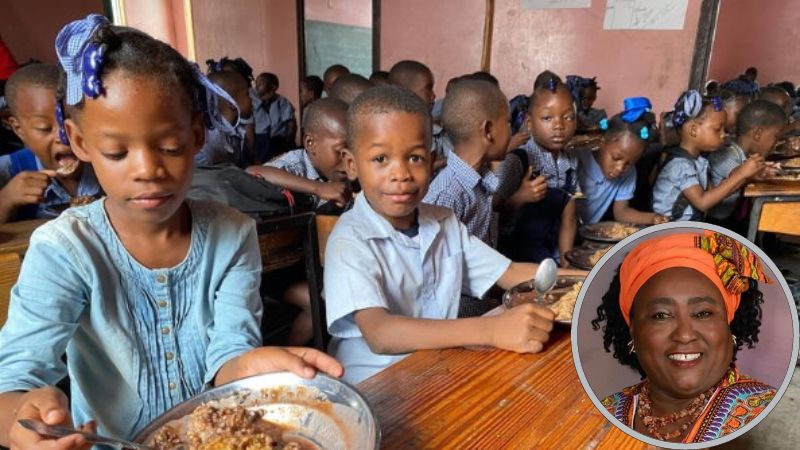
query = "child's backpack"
xmin=188 ymin=164 xmax=310 ymax=220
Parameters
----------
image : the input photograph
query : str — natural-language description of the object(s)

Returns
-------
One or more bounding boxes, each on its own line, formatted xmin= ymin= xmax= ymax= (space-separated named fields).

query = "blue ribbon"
xmin=55 ymin=14 xmax=110 ymax=105
xmin=599 ymin=118 xmax=609 ymax=130
xmin=672 ymin=90 xmax=703 ymax=127
xmin=197 ymin=69 xmax=242 ymax=136
xmin=621 ymin=97 xmax=652 ymax=123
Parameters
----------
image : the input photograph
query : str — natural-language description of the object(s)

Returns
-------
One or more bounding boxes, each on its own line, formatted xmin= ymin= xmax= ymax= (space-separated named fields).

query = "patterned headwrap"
xmin=619 ymin=232 xmax=770 ymax=325
xmin=55 ymin=14 xmax=241 ymax=137
xmin=565 ymin=75 xmax=598 ymax=104
xmin=670 ymin=90 xmax=704 ymax=127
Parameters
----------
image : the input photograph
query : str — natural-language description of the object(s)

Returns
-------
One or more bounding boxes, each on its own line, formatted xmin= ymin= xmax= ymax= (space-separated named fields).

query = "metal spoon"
xmin=502 ymin=257 xmax=559 ymax=308
xmin=18 ymin=419 xmax=156 ymax=450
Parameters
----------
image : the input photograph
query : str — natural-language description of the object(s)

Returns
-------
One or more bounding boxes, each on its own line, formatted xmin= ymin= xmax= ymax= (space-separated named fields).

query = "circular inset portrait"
xmin=572 ymin=223 xmax=798 ymax=449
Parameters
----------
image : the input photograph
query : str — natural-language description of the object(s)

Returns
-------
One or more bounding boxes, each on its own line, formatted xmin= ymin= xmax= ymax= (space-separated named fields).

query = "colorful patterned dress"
xmin=601 ymin=366 xmax=775 ymax=443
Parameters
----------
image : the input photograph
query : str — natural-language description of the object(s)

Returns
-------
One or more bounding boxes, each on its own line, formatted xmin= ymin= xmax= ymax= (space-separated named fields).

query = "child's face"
xmin=344 ymin=112 xmax=432 ymax=229
xmin=255 ymin=78 xmax=277 ymax=102
xmin=219 ymin=87 xmax=252 ymax=125
xmin=686 ymin=109 xmax=726 ymax=152
xmin=486 ymin=104 xmax=512 ymax=161
xmin=748 ymin=125 xmax=783 ymax=158
xmin=66 ymin=73 xmax=204 ymax=226
xmin=597 ymin=133 xmax=645 ymax=180
xmin=8 ymin=85 xmax=78 ymax=177
xmin=408 ymin=71 xmax=436 ymax=111
xmin=299 ymin=83 xmax=315 ymax=108
xmin=306 ymin=118 xmax=348 ymax=182
xmin=724 ymin=98 xmax=747 ymax=134
xmin=526 ymin=89 xmax=576 ymax=152
xmin=579 ymin=86 xmax=597 ymax=112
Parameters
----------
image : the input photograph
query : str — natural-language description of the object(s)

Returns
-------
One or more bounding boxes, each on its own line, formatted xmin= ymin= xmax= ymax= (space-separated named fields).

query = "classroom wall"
xmin=124 ymin=0 xmax=191 ymax=59
xmin=380 ymin=0 xmax=703 ymax=115
xmin=708 ymin=0 xmax=799 ymax=86
xmin=190 ymin=0 xmax=300 ymax=124
xmin=0 ymin=0 xmax=105 ymax=64
xmin=305 ymin=0 xmax=372 ymax=28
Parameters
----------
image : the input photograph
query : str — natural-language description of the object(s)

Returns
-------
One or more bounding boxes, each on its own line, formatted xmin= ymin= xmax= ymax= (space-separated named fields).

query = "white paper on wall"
xmin=521 ymin=0 xmax=591 ymax=10
xmin=603 ymin=0 xmax=689 ymax=30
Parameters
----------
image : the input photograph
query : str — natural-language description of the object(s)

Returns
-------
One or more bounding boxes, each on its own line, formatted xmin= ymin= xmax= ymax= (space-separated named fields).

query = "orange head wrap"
xmin=619 ymin=231 xmax=770 ymax=325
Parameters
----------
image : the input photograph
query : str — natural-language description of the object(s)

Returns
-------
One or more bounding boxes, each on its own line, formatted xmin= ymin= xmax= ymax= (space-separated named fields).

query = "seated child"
xmin=329 ymin=73 xmax=373 ymax=104
xmin=0 ymin=63 xmax=101 ymax=223
xmin=496 ymin=71 xmax=578 ymax=265
xmin=707 ymin=99 xmax=787 ymax=222
xmin=325 ymin=85 xmax=571 ymax=383
xmin=0 ymin=15 xmax=341 ymax=447
xmin=299 ymin=75 xmax=323 ymax=111
xmin=195 ymin=70 xmax=255 ymax=167
xmin=577 ymin=97 xmax=669 ymax=225
xmin=252 ymin=72 xmax=297 ymax=162
xmin=246 ymin=97 xmax=351 ymax=209
xmin=719 ymin=89 xmax=750 ymax=135
xmin=653 ymin=90 xmax=764 ymax=221
xmin=323 ymin=64 xmax=350 ymax=94
xmin=566 ymin=75 xmax=607 ymax=129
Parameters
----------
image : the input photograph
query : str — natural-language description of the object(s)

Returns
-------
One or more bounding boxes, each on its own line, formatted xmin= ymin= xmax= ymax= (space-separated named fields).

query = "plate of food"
xmin=133 ymin=372 xmax=380 ymax=450
xmin=769 ymin=136 xmax=800 ymax=160
xmin=580 ymin=221 xmax=642 ymax=243
xmin=564 ymin=242 xmax=612 ymax=270
xmin=565 ymin=134 xmax=601 ymax=151
xmin=502 ymin=275 xmax=585 ymax=324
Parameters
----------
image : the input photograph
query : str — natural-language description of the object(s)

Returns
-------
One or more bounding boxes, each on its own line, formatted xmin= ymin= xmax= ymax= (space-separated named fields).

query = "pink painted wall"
xmin=125 ymin=0 xmax=190 ymax=57
xmin=708 ymin=0 xmax=799 ymax=85
xmin=381 ymin=0 xmax=485 ymax=102
xmin=380 ymin=0 xmax=703 ymax=115
xmin=191 ymin=0 xmax=300 ymax=121
xmin=0 ymin=0 xmax=104 ymax=64
xmin=305 ymin=0 xmax=372 ymax=28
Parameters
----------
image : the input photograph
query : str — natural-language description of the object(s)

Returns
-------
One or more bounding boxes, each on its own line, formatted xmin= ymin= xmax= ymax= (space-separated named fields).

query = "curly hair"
xmin=591 ymin=265 xmax=765 ymax=377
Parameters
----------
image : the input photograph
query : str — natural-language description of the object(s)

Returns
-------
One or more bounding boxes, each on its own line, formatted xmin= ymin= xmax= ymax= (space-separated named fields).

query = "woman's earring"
xmin=732 ymin=335 xmax=738 ymax=346
xmin=627 ymin=340 xmax=635 ymax=354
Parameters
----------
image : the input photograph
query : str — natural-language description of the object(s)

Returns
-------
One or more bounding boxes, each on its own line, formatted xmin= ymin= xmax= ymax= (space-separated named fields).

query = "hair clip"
xmin=639 ymin=126 xmax=650 ymax=140
xmin=81 ymin=42 xmax=107 ymax=99
xmin=547 ymin=77 xmax=557 ymax=92
xmin=55 ymin=102 xmax=69 ymax=145
xmin=599 ymin=118 xmax=609 ymax=130
xmin=711 ymin=96 xmax=723 ymax=112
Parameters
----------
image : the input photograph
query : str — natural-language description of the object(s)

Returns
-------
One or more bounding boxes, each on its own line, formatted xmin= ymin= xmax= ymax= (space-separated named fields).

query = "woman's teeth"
xmin=668 ymin=353 xmax=701 ymax=361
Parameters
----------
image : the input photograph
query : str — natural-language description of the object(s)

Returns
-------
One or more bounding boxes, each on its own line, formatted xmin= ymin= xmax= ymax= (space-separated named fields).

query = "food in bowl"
xmin=549 ymin=281 xmax=583 ymax=322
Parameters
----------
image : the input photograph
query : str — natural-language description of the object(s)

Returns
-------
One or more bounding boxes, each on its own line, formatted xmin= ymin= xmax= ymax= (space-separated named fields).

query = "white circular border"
xmin=570 ymin=221 xmax=800 ymax=449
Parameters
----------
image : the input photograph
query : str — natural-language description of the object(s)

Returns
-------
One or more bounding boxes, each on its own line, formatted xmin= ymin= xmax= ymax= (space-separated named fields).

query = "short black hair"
xmin=591 ymin=266 xmax=765 ymax=377
xmin=388 ymin=60 xmax=432 ymax=89
xmin=346 ymin=85 xmax=432 ymax=152
xmin=745 ymin=67 xmax=758 ymax=76
xmin=323 ymin=64 xmax=350 ymax=80
xmin=59 ymin=25 xmax=203 ymax=119
xmin=442 ymin=79 xmax=506 ymax=145
xmin=464 ymin=71 xmax=499 ymax=87
xmin=369 ymin=70 xmax=390 ymax=85
xmin=603 ymin=111 xmax=656 ymax=143
xmin=6 ymin=63 xmax=61 ymax=115
xmin=257 ymin=72 xmax=279 ymax=90
xmin=206 ymin=56 xmax=253 ymax=82
xmin=736 ymin=99 xmax=787 ymax=136
xmin=528 ymin=70 xmax=570 ymax=112
xmin=302 ymin=97 xmax=348 ymax=135
xmin=719 ymin=88 xmax=749 ymax=105
xmin=302 ymin=75 xmax=324 ymax=98
xmin=208 ymin=70 xmax=248 ymax=97
xmin=773 ymin=81 xmax=796 ymax=98
xmin=329 ymin=74 xmax=373 ymax=104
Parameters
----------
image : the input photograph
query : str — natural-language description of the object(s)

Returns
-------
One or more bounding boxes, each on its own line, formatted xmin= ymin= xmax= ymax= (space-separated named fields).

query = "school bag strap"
xmin=658 ymin=147 xmax=705 ymax=221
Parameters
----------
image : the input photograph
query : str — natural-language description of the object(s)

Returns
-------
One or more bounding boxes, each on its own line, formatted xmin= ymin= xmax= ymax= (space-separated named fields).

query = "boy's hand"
xmin=1 ymin=170 xmax=55 ymax=207
xmin=315 ymin=181 xmax=351 ymax=207
xmin=514 ymin=168 xmax=548 ymax=203
xmin=236 ymin=347 xmax=344 ymax=380
xmin=652 ymin=214 xmax=670 ymax=224
xmin=489 ymin=303 xmax=554 ymax=353
xmin=507 ymin=130 xmax=530 ymax=151
xmin=736 ymin=155 xmax=765 ymax=179
xmin=8 ymin=386 xmax=89 ymax=450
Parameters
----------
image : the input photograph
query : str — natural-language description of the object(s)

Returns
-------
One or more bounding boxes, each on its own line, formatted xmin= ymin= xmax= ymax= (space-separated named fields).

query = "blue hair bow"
xmin=55 ymin=14 xmax=110 ymax=105
xmin=671 ymin=90 xmax=703 ymax=127
xmin=197 ymin=71 xmax=242 ymax=137
xmin=639 ymin=126 xmax=650 ymax=140
xmin=599 ymin=118 xmax=609 ymax=130
xmin=710 ymin=96 xmax=723 ymax=112
xmin=621 ymin=97 xmax=652 ymax=123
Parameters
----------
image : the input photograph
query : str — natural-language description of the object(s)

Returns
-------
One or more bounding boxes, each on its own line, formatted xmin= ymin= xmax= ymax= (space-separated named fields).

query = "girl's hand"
xmin=238 ymin=347 xmax=344 ymax=380
xmin=507 ymin=130 xmax=530 ymax=152
xmin=8 ymin=386 xmax=89 ymax=450
xmin=489 ymin=303 xmax=554 ymax=353
xmin=737 ymin=155 xmax=765 ymax=179
xmin=652 ymin=214 xmax=670 ymax=224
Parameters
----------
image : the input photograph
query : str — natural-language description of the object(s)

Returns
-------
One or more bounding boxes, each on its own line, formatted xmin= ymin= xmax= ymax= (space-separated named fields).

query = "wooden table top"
xmin=0 ymin=219 xmax=47 ymax=255
xmin=358 ymin=330 xmax=652 ymax=450
xmin=745 ymin=181 xmax=800 ymax=197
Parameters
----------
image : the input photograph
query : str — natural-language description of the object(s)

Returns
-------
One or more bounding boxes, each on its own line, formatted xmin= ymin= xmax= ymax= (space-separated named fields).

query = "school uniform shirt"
xmin=0 ymin=199 xmax=263 ymax=439
xmin=0 ymin=151 xmax=102 ymax=219
xmin=195 ymin=126 xmax=245 ymax=166
xmin=423 ymin=149 xmax=499 ymax=246
xmin=706 ymin=141 xmax=746 ymax=220
xmin=576 ymin=149 xmax=636 ymax=224
xmin=251 ymin=90 xmax=295 ymax=139
xmin=324 ymin=193 xmax=512 ymax=383
xmin=431 ymin=124 xmax=453 ymax=169
xmin=652 ymin=154 xmax=710 ymax=221
xmin=264 ymin=148 xmax=328 ymax=208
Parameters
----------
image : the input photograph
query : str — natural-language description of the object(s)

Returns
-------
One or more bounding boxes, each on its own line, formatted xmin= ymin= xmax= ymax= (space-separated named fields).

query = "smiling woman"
xmin=590 ymin=231 xmax=776 ymax=445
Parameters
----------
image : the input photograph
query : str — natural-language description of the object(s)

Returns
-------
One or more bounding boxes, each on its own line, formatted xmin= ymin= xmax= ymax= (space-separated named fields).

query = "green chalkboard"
xmin=304 ymin=20 xmax=372 ymax=78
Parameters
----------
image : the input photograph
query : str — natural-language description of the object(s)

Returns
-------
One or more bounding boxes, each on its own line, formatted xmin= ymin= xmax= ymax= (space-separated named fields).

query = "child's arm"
xmin=245 ymin=165 xmax=350 ymax=206
xmin=558 ymin=199 xmax=578 ymax=267
xmin=613 ymin=200 xmax=669 ymax=225
xmin=506 ymin=170 xmax=548 ymax=209
xmin=0 ymin=170 xmax=55 ymax=223
xmin=1 ymin=388 xmax=89 ymax=450
xmin=683 ymin=156 xmax=764 ymax=212
xmin=353 ymin=304 xmax=553 ymax=355
xmin=215 ymin=347 xmax=343 ymax=384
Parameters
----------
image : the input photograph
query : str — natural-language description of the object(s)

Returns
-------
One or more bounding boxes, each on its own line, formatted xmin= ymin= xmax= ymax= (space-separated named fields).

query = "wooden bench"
xmin=0 ymin=252 xmax=22 ymax=328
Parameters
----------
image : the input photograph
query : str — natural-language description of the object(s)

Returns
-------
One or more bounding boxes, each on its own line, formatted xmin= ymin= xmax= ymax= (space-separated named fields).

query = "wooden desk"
xmin=0 ymin=219 xmax=47 ymax=256
xmin=358 ymin=331 xmax=652 ymax=450
xmin=743 ymin=183 xmax=800 ymax=241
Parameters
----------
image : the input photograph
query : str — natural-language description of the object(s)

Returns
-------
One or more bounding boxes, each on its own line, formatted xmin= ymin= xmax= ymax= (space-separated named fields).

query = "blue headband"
xmin=672 ymin=90 xmax=703 ymax=127
xmin=621 ymin=97 xmax=652 ymax=123
xmin=55 ymin=14 xmax=241 ymax=136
